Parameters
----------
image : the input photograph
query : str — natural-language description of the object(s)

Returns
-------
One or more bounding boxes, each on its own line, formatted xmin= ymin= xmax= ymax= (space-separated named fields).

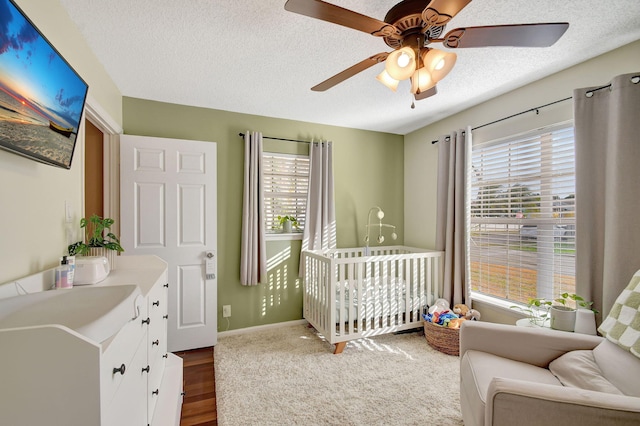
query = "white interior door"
xmin=120 ymin=135 xmax=217 ymax=352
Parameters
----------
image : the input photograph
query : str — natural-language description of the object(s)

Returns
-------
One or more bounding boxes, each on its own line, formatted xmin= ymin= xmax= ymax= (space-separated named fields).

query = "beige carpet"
xmin=215 ymin=323 xmax=463 ymax=425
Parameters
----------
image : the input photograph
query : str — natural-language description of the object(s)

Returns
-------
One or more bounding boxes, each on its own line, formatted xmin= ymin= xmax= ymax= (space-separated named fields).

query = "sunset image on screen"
xmin=0 ymin=0 xmax=88 ymax=168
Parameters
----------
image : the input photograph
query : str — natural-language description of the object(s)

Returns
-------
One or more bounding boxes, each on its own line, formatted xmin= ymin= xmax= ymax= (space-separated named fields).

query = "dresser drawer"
xmin=101 ymin=304 xmax=148 ymax=404
xmin=147 ymin=354 xmax=167 ymax=421
xmin=148 ymin=281 xmax=167 ymax=322
xmin=148 ymin=280 xmax=168 ymax=367
xmin=103 ymin=336 xmax=148 ymax=426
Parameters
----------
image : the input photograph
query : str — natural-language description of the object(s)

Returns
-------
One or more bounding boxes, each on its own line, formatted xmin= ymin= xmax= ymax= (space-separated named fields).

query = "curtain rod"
xmin=432 ymin=74 xmax=640 ymax=144
xmin=584 ymin=74 xmax=640 ymax=97
xmin=238 ymin=133 xmax=310 ymax=144
xmin=431 ymin=96 xmax=572 ymax=144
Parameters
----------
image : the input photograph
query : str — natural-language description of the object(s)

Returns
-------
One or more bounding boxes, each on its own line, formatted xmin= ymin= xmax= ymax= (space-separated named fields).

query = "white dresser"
xmin=0 ymin=255 xmax=183 ymax=426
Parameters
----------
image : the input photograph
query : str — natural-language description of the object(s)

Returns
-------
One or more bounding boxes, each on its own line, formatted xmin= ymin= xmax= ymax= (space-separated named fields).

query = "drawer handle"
xmin=163 ymin=354 xmax=168 ymax=358
xmin=152 ymin=389 xmax=159 ymax=396
xmin=164 ymin=283 xmax=169 ymax=288
xmin=153 ymin=300 xmax=160 ymax=307
xmin=142 ymin=317 xmax=151 ymax=325
xmin=112 ymin=364 xmax=126 ymax=375
xmin=142 ymin=365 xmax=150 ymax=373
xmin=152 ymin=339 xmax=160 ymax=346
xmin=163 ymin=314 xmax=169 ymax=320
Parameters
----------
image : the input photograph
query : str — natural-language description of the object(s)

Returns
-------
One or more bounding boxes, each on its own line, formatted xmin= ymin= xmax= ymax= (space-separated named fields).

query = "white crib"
xmin=302 ymin=246 xmax=443 ymax=353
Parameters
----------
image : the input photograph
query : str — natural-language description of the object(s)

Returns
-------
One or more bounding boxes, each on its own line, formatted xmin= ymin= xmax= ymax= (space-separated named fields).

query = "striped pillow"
xmin=598 ymin=270 xmax=640 ymax=359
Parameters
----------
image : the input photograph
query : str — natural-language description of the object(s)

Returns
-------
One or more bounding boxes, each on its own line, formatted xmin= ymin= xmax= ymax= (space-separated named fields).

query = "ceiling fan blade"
xmin=422 ymin=0 xmax=472 ymax=29
xmin=285 ymin=0 xmax=401 ymax=39
xmin=441 ymin=23 xmax=569 ymax=48
xmin=311 ymin=53 xmax=389 ymax=92
xmin=415 ymin=86 xmax=438 ymax=101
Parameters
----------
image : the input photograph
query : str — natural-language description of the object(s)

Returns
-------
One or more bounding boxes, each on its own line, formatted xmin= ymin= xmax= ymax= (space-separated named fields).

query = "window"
xmin=468 ymin=123 xmax=576 ymax=305
xmin=263 ymin=152 xmax=309 ymax=235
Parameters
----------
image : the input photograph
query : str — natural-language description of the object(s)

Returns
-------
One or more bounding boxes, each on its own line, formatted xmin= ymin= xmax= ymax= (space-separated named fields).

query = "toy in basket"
xmin=422 ymin=300 xmax=481 ymax=356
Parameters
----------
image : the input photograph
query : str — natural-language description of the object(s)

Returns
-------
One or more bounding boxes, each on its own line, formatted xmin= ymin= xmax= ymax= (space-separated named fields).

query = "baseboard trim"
xmin=218 ymin=319 xmax=308 ymax=339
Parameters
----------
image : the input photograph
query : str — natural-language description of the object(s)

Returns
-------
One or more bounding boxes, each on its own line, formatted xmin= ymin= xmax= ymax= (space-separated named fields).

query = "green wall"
xmin=122 ymin=97 xmax=404 ymax=331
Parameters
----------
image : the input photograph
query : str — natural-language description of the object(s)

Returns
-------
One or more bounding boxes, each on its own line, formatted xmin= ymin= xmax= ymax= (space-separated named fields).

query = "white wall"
xmin=0 ymin=0 xmax=122 ymax=283
xmin=404 ymin=40 xmax=640 ymax=250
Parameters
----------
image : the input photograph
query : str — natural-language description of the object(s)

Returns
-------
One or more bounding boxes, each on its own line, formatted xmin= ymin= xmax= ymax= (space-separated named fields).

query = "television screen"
xmin=0 ymin=0 xmax=88 ymax=169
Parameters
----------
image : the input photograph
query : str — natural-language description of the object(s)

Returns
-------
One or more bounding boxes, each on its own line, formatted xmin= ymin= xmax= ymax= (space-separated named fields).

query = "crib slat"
xmin=347 ymin=262 xmax=355 ymax=336
xmin=390 ymin=259 xmax=398 ymax=327
xmin=397 ymin=257 xmax=404 ymax=327
xmin=417 ymin=257 xmax=426 ymax=321
xmin=426 ymin=257 xmax=432 ymax=308
xmin=410 ymin=256 xmax=416 ymax=326
xmin=372 ymin=261 xmax=378 ymax=330
xmin=347 ymin=263 xmax=360 ymax=334
xmin=356 ymin=261 xmax=363 ymax=335
xmin=337 ymin=263 xmax=345 ymax=337
xmin=324 ymin=256 xmax=331 ymax=335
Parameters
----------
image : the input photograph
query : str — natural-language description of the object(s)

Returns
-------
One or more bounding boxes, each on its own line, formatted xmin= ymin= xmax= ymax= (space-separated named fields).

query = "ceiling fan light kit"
xmin=284 ymin=0 xmax=569 ymax=102
xmin=410 ymin=67 xmax=435 ymax=94
xmin=385 ymin=47 xmax=416 ymax=80
xmin=423 ymin=48 xmax=457 ymax=82
xmin=376 ymin=70 xmax=400 ymax=92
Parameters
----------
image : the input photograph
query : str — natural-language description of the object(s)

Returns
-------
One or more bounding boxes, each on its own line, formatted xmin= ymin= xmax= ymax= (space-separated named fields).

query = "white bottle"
xmin=66 ymin=255 xmax=75 ymax=286
xmin=55 ymin=256 xmax=72 ymax=289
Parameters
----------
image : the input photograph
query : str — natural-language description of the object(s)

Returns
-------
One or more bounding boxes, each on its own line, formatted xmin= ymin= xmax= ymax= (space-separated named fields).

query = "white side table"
xmin=516 ymin=314 xmax=597 ymax=335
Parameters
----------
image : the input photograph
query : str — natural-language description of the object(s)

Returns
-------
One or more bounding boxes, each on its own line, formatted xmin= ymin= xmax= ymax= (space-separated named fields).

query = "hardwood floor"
xmin=175 ymin=347 xmax=217 ymax=426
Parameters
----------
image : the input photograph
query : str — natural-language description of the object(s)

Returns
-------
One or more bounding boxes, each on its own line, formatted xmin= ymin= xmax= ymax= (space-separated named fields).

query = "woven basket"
xmin=423 ymin=320 xmax=460 ymax=356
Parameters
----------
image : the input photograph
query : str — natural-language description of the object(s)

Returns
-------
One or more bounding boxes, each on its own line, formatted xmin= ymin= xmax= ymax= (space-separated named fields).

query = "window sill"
xmin=265 ymin=233 xmax=303 ymax=242
xmin=470 ymin=292 xmax=524 ymax=319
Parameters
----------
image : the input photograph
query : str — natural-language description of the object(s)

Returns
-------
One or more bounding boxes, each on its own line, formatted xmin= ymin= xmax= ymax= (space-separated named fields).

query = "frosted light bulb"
xmin=422 ymin=49 xmax=456 ymax=82
xmin=385 ymin=47 xmax=416 ymax=80
xmin=397 ymin=52 xmax=410 ymax=68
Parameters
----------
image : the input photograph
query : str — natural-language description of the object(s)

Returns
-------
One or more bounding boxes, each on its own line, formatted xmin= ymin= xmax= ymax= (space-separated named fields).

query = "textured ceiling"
xmin=58 ymin=0 xmax=640 ymax=135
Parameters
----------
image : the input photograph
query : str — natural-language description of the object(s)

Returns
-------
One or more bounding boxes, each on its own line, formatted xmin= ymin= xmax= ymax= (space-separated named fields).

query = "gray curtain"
xmin=240 ymin=131 xmax=267 ymax=286
xmin=574 ymin=72 xmax=640 ymax=319
xmin=435 ymin=127 xmax=471 ymax=306
xmin=301 ymin=141 xmax=336 ymax=270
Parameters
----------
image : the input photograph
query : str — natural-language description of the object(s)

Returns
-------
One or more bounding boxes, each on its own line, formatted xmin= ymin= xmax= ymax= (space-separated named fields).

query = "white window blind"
xmin=263 ymin=152 xmax=309 ymax=233
xmin=468 ymin=123 xmax=576 ymax=305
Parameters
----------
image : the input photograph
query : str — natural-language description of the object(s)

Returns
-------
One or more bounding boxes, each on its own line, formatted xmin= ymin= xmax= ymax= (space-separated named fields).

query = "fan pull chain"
xmin=412 ymin=35 xmax=420 ymax=110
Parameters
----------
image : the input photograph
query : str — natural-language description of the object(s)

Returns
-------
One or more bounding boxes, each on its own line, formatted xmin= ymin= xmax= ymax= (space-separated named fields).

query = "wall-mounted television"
xmin=0 ymin=0 xmax=88 ymax=169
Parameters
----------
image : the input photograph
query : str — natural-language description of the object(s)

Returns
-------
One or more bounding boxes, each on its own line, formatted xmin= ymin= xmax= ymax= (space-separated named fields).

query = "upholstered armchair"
xmin=459 ymin=271 xmax=640 ymax=426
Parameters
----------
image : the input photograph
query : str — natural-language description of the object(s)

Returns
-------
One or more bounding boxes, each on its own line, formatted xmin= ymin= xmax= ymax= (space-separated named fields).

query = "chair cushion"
xmin=460 ymin=349 xmax=561 ymax=426
xmin=592 ymin=339 xmax=640 ymax=398
xmin=598 ymin=270 xmax=640 ymax=359
xmin=548 ymin=350 xmax=623 ymax=394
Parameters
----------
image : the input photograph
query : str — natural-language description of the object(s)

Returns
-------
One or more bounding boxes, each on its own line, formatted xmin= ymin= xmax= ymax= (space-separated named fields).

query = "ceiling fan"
xmin=284 ymin=0 xmax=569 ymax=102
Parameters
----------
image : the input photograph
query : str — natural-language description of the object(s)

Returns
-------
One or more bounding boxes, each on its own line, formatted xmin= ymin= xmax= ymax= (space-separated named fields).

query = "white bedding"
xmin=334 ymin=277 xmax=411 ymax=321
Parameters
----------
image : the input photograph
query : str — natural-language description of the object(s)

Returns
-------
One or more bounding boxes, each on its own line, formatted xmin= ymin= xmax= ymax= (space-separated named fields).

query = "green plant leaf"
xmin=71 ymin=215 xmax=124 ymax=254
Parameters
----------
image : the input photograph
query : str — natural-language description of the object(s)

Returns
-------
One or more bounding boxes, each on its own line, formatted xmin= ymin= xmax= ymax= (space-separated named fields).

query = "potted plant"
xmin=277 ymin=215 xmax=299 ymax=234
xmin=550 ymin=292 xmax=597 ymax=332
xmin=68 ymin=214 xmax=124 ymax=268
xmin=511 ymin=298 xmax=552 ymax=327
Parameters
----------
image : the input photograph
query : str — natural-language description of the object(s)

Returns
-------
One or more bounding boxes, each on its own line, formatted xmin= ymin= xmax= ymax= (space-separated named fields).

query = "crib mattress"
xmin=334 ymin=277 xmax=424 ymax=321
